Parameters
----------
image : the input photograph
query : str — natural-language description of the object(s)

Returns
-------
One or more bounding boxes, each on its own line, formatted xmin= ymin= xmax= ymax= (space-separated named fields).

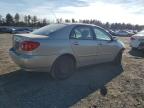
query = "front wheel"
xmin=50 ymin=56 xmax=76 ymax=80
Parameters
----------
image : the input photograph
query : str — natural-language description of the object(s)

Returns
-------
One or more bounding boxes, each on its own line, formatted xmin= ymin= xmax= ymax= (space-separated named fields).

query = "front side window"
xmin=94 ymin=28 xmax=111 ymax=41
xmin=70 ymin=26 xmax=93 ymax=40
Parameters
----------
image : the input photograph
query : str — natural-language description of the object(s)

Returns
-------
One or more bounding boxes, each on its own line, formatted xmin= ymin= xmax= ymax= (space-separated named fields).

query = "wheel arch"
xmin=59 ymin=53 xmax=77 ymax=65
xmin=50 ymin=53 xmax=77 ymax=71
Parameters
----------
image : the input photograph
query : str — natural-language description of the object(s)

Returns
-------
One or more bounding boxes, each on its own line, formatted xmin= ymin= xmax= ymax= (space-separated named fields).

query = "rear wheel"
xmin=50 ymin=56 xmax=76 ymax=80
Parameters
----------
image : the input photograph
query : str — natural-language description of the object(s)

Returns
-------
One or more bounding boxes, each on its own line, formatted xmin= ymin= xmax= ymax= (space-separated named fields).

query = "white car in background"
xmin=130 ymin=30 xmax=144 ymax=51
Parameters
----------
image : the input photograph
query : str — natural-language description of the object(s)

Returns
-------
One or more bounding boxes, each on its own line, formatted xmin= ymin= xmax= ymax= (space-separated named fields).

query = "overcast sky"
xmin=0 ymin=0 xmax=144 ymax=25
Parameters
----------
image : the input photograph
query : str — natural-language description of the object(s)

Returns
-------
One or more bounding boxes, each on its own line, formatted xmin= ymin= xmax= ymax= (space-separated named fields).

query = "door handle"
xmin=73 ymin=42 xmax=79 ymax=45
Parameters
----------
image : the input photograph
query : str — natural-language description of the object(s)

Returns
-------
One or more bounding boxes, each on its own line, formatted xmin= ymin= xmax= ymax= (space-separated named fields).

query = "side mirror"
xmin=112 ymin=36 xmax=117 ymax=41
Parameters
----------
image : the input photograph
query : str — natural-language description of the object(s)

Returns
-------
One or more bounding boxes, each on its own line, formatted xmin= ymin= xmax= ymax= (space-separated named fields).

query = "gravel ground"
xmin=0 ymin=34 xmax=144 ymax=108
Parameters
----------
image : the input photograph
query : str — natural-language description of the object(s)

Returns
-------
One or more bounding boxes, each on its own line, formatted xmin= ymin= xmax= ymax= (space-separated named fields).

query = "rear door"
xmin=93 ymin=27 xmax=118 ymax=62
xmin=70 ymin=25 xmax=101 ymax=66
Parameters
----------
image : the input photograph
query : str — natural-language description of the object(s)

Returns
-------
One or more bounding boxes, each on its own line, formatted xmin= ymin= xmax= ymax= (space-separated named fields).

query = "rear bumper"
xmin=9 ymin=48 xmax=57 ymax=72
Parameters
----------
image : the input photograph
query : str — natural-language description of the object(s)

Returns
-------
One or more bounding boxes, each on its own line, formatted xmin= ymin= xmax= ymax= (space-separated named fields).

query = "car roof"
xmin=61 ymin=23 xmax=99 ymax=27
xmin=58 ymin=23 xmax=106 ymax=31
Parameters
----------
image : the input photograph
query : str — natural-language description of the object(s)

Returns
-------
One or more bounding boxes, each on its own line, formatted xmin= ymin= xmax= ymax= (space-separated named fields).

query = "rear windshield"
xmin=32 ymin=24 xmax=66 ymax=36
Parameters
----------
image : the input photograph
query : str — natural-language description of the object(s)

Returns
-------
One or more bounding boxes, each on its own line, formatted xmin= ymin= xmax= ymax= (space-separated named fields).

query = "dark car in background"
xmin=0 ymin=27 xmax=14 ymax=33
xmin=12 ymin=28 xmax=33 ymax=34
xmin=109 ymin=30 xmax=135 ymax=37
xmin=114 ymin=30 xmax=134 ymax=37
xmin=109 ymin=30 xmax=117 ymax=36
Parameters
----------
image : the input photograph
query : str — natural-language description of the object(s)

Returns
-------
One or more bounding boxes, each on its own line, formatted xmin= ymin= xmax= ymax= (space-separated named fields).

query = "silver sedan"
xmin=9 ymin=23 xmax=125 ymax=79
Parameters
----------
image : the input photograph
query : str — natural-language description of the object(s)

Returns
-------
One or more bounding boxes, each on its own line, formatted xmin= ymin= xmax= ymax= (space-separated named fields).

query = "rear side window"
xmin=70 ymin=26 xmax=93 ymax=40
xmin=32 ymin=24 xmax=66 ymax=36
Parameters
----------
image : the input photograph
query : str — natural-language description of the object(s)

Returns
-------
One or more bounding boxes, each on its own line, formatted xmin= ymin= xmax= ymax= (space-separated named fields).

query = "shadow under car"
xmin=0 ymin=63 xmax=123 ymax=108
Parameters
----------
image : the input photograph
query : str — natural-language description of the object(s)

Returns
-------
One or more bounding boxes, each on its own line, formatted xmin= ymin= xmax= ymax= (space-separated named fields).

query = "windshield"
xmin=32 ymin=24 xmax=66 ymax=36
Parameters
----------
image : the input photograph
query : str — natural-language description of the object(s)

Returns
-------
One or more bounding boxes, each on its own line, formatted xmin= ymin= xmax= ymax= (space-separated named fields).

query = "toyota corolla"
xmin=9 ymin=23 xmax=125 ymax=79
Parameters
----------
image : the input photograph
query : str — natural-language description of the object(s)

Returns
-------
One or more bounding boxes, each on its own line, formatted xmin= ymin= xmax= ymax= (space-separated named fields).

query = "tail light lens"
xmin=130 ymin=37 xmax=136 ymax=40
xmin=20 ymin=41 xmax=40 ymax=51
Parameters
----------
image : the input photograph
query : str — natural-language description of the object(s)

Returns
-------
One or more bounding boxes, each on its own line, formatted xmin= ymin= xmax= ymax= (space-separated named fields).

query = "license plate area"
xmin=13 ymin=36 xmax=22 ymax=50
xmin=14 ymin=41 xmax=20 ymax=50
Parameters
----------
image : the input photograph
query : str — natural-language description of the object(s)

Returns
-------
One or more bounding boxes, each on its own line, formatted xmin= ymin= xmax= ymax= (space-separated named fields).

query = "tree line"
xmin=0 ymin=13 xmax=49 ymax=27
xmin=0 ymin=13 xmax=143 ymax=31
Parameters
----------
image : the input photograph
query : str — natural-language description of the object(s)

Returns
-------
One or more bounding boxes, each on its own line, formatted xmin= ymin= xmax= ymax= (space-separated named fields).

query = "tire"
xmin=50 ymin=56 xmax=76 ymax=80
xmin=113 ymin=51 xmax=123 ymax=65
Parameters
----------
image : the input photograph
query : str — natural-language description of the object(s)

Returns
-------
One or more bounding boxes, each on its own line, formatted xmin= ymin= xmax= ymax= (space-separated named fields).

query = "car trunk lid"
xmin=12 ymin=33 xmax=48 ymax=54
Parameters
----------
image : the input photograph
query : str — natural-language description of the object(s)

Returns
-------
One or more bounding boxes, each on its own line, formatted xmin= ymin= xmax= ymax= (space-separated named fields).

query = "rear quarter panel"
xmin=32 ymin=39 xmax=74 ymax=56
xmin=31 ymin=24 xmax=77 ymax=57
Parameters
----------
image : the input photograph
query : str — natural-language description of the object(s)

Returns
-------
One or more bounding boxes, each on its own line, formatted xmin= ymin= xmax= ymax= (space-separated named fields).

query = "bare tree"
xmin=6 ymin=13 xmax=14 ymax=25
xmin=27 ymin=15 xmax=31 ymax=25
xmin=31 ymin=16 xmax=38 ymax=26
xmin=14 ymin=13 xmax=20 ymax=24
xmin=0 ymin=15 xmax=2 ymax=25
xmin=24 ymin=15 xmax=28 ymax=24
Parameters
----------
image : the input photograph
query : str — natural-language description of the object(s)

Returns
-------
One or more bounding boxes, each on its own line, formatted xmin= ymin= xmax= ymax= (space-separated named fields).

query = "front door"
xmin=93 ymin=27 xmax=118 ymax=62
xmin=70 ymin=25 xmax=101 ymax=66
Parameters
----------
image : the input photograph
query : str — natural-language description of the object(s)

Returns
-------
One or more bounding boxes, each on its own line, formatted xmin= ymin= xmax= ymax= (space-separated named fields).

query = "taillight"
xmin=20 ymin=41 xmax=40 ymax=51
xmin=130 ymin=37 xmax=135 ymax=40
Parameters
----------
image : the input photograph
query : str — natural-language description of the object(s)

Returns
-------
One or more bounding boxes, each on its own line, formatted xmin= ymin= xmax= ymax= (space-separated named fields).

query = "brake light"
xmin=130 ymin=37 xmax=135 ymax=40
xmin=20 ymin=41 xmax=40 ymax=51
